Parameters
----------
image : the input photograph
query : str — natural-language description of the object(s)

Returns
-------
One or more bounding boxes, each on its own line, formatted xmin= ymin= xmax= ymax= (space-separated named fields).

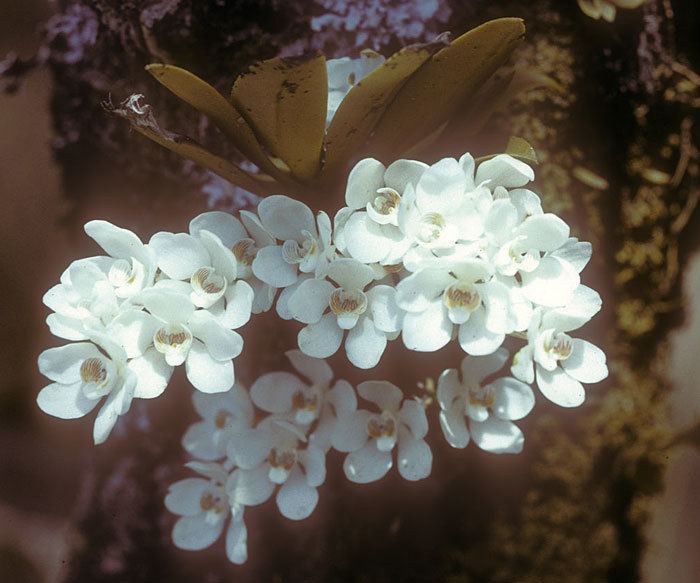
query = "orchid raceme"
xmin=38 ymin=147 xmax=608 ymax=567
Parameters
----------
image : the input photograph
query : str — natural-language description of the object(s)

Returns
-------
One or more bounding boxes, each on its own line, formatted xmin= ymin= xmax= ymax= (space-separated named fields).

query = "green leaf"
xmin=367 ymin=18 xmax=526 ymax=161
xmin=474 ymin=137 xmax=538 ymax=165
xmin=322 ymin=40 xmax=445 ymax=182
xmin=133 ymin=125 xmax=278 ymax=196
xmin=145 ymin=64 xmax=288 ymax=183
xmin=505 ymin=136 xmax=538 ymax=164
xmin=230 ymin=53 xmax=328 ymax=181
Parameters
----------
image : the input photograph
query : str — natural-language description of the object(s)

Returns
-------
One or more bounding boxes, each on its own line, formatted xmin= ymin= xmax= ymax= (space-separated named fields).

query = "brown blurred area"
xmin=0 ymin=2 xmax=203 ymax=581
xmin=0 ymin=1 xmax=76 ymax=581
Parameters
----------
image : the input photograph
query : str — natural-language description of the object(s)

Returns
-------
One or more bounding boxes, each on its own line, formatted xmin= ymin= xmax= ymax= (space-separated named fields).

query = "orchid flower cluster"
xmin=37 ymin=146 xmax=608 ymax=565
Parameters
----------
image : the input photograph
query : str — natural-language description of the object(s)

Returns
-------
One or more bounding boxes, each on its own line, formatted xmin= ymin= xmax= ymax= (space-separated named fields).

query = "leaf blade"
xmin=367 ymin=18 xmax=526 ymax=161
xmin=145 ymin=64 xmax=287 ymax=182
xmin=230 ymin=53 xmax=328 ymax=181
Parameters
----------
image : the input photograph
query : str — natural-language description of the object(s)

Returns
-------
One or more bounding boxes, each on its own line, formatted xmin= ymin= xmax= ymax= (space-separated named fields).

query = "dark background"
xmin=1 ymin=1 xmax=699 ymax=581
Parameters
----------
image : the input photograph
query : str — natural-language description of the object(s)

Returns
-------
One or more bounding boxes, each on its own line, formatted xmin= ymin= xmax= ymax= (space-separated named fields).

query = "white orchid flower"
xmin=396 ymin=257 xmax=523 ymax=355
xmin=43 ymin=257 xmax=120 ymax=340
xmin=287 ymin=258 xmax=403 ymax=369
xmin=37 ymin=332 xmax=139 ymax=444
xmin=149 ymin=226 xmax=255 ymax=332
xmin=332 ymin=381 xmax=432 ymax=483
xmin=111 ymin=287 xmax=243 ymax=393
xmin=437 ymin=348 xmax=535 ymax=454
xmin=334 ymin=157 xmax=428 ymax=265
xmin=227 ymin=417 xmax=326 ymax=520
xmin=189 ymin=210 xmax=276 ymax=314
xmin=511 ymin=302 xmax=608 ymax=407
xmin=182 ymin=384 xmax=255 ymax=461
xmin=84 ymin=220 xmax=157 ymax=297
xmin=251 ymin=195 xmax=334 ymax=289
xmin=166 ymin=461 xmax=252 ymax=565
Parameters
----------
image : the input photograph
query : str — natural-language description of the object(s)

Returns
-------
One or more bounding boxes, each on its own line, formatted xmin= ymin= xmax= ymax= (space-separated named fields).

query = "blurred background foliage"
xmin=1 ymin=0 xmax=700 ymax=581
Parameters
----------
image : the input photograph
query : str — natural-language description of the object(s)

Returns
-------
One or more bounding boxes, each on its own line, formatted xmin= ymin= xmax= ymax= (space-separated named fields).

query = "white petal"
xmin=84 ymin=220 xmax=149 ymax=265
xmin=331 ymin=410 xmax=370 ymax=452
xmin=93 ymin=387 xmax=125 ymax=444
xmin=250 ymin=280 xmax=275 ymax=314
xmin=327 ymin=379 xmax=357 ymax=417
xmin=326 ymin=257 xmax=375 ymax=290
xmin=397 ymin=428 xmax=432 ymax=481
xmin=38 ymin=342 xmax=101 ymax=383
xmin=458 ymin=308 xmax=504 ymax=355
xmin=459 ymin=347 xmax=509 ymax=386
xmin=149 ymin=232 xmax=210 ymax=280
xmin=520 ymin=257 xmax=579 ymax=307
xmin=297 ymin=313 xmax=343 ymax=359
xmin=509 ymin=188 xmax=543 ymax=220
xmin=358 ymin=380 xmax=403 ymax=411
xmin=343 ymin=212 xmax=392 ymax=264
xmin=128 ymin=347 xmax=173 ymax=398
xmin=367 ymin=285 xmax=402 ymax=333
xmin=517 ymin=213 xmax=570 ymax=252
xmin=182 ymin=421 xmax=222 ymax=461
xmin=482 ymin=279 xmax=516 ymax=334
xmin=343 ymin=442 xmax=393 ymax=483
xmin=227 ymin=428 xmax=273 ymax=469
xmin=395 ymin=270 xmax=451 ymax=312
xmin=214 ymin=280 xmax=254 ymax=330
xmin=276 ymin=466 xmax=318 ymax=520
xmin=345 ymin=158 xmax=386 ymax=208
xmin=439 ymin=403 xmax=470 ymax=449
xmin=536 ymin=365 xmax=585 ymax=407
xmin=139 ymin=288 xmax=194 ymax=324
xmin=541 ymin=285 xmax=602 ymax=332
xmin=415 ymin=157 xmax=466 ymax=214
xmin=490 ymin=377 xmax=535 ymax=421
xmin=511 ymin=345 xmax=535 ymax=384
xmin=258 ymin=195 xmax=315 ymax=241
xmin=561 ymin=339 xmax=608 ymax=383
xmin=240 ymin=210 xmax=275 ymax=247
xmin=36 ymin=381 xmax=99 ymax=419
xmin=436 ymin=368 xmax=461 ymax=409
xmin=252 ymin=245 xmax=298 ymax=288
xmin=384 ymin=159 xmax=428 ymax=193
xmin=172 ymin=514 xmax=224 ymax=550
xmin=484 ymin=198 xmax=518 ymax=241
xmin=285 ymin=349 xmax=333 ymax=386
xmin=198 ymin=230 xmax=237 ymax=282
xmin=66 ymin=258 xmax=107 ymax=295
xmin=345 ymin=318 xmax=387 ymax=369
xmin=400 ymin=399 xmax=429 ymax=439
xmin=165 ymin=478 xmax=211 ymax=515
xmin=189 ymin=211 xmax=247 ymax=247
xmin=227 ymin=466 xmax=275 ymax=506
xmin=475 ymin=154 xmax=534 ymax=189
xmin=288 ymin=278 xmax=334 ymax=324
xmin=110 ymin=310 xmax=160 ymax=358
xmin=250 ymin=372 xmax=305 ymax=413
xmin=189 ymin=310 xmax=243 ymax=361
xmin=470 ymin=417 xmax=524 ymax=454
xmin=46 ymin=313 xmax=88 ymax=341
xmin=550 ymin=237 xmax=592 ymax=273
xmin=299 ymin=445 xmax=326 ymax=487
xmin=225 ymin=518 xmax=248 ymax=565
xmin=402 ymin=299 xmax=452 ymax=352
xmin=276 ymin=277 xmax=305 ymax=320
xmin=192 ymin=384 xmax=252 ymax=422
xmin=186 ymin=339 xmax=234 ymax=393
